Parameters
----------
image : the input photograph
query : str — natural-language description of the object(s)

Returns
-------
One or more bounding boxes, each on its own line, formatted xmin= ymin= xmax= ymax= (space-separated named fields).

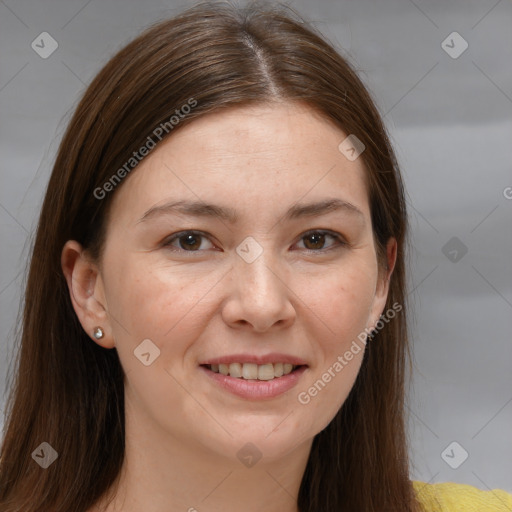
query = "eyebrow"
xmin=137 ymin=198 xmax=365 ymax=224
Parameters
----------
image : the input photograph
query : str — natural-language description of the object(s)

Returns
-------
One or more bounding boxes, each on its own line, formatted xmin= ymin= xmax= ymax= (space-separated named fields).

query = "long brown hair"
xmin=0 ymin=2 xmax=420 ymax=510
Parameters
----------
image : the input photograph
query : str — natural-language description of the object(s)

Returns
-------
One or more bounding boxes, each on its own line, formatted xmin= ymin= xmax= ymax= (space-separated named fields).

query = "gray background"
xmin=1 ymin=0 xmax=511 ymax=494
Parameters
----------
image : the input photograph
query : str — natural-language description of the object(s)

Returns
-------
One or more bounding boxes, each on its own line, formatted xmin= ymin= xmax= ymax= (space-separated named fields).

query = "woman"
xmin=0 ymin=2 xmax=510 ymax=511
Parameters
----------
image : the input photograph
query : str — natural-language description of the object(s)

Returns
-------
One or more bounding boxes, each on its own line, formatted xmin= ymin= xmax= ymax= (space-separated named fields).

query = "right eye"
xmin=162 ymin=230 xmax=217 ymax=253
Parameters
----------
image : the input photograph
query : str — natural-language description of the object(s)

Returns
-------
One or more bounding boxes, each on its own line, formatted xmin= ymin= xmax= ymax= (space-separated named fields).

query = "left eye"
xmin=162 ymin=230 xmax=345 ymax=253
xmin=296 ymin=230 xmax=345 ymax=252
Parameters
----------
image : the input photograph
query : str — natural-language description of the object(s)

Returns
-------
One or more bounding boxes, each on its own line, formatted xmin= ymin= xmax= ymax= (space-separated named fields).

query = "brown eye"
xmin=177 ymin=233 xmax=202 ymax=250
xmin=163 ymin=231 xmax=214 ymax=252
xmin=297 ymin=230 xmax=345 ymax=252
xmin=303 ymin=232 xmax=327 ymax=250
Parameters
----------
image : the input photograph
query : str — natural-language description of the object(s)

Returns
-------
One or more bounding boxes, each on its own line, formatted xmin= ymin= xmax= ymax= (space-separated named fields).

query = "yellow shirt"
xmin=413 ymin=480 xmax=512 ymax=511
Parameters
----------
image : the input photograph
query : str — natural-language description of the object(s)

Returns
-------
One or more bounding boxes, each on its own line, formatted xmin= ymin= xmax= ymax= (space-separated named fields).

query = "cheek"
xmin=104 ymin=260 xmax=220 ymax=428
xmin=103 ymin=258 xmax=218 ymax=369
xmin=298 ymin=257 xmax=377 ymax=348
xmin=292 ymin=258 xmax=376 ymax=427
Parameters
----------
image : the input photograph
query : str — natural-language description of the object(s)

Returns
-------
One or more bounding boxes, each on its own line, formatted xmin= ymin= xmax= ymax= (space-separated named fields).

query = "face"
xmin=65 ymin=101 xmax=395 ymax=465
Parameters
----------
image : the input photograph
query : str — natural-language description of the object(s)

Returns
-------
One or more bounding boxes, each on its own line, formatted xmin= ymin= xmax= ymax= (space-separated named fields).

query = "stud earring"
xmin=93 ymin=326 xmax=104 ymax=340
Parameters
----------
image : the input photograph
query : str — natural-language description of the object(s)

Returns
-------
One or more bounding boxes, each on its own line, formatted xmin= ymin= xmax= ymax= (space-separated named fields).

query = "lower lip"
xmin=199 ymin=365 xmax=307 ymax=400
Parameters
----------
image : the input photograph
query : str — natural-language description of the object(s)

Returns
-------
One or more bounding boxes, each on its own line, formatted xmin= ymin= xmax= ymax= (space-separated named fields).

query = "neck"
xmin=92 ymin=401 xmax=313 ymax=512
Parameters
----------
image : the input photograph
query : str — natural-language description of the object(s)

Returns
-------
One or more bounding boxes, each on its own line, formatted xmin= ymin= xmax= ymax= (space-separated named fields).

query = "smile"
xmin=200 ymin=363 xmax=308 ymax=400
xmin=204 ymin=362 xmax=297 ymax=380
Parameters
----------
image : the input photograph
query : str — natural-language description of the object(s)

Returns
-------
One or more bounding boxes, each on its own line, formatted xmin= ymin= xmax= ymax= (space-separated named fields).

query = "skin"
xmin=62 ymin=101 xmax=396 ymax=512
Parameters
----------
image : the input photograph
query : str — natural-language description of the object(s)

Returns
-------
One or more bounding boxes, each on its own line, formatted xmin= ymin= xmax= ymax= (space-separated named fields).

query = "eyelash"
xmin=161 ymin=229 xmax=347 ymax=255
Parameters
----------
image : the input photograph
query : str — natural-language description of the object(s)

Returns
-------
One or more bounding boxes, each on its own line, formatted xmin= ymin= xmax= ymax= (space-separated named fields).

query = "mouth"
xmin=201 ymin=362 xmax=305 ymax=381
xmin=199 ymin=361 xmax=308 ymax=400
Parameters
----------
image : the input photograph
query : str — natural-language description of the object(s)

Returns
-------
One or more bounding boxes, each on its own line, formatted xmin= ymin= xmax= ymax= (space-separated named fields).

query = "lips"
xmin=199 ymin=352 xmax=308 ymax=366
xmin=200 ymin=364 xmax=307 ymax=399
xmin=198 ymin=352 xmax=308 ymax=399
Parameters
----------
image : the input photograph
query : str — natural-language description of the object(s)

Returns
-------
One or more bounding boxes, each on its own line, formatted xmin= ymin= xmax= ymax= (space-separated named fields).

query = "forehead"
xmin=107 ymin=102 xmax=371 ymax=227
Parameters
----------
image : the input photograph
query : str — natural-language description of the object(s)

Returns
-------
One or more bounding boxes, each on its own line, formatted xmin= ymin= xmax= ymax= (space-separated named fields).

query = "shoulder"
xmin=412 ymin=480 xmax=512 ymax=511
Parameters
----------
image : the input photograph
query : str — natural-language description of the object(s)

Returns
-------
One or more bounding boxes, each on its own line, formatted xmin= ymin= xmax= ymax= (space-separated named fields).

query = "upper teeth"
xmin=208 ymin=362 xmax=296 ymax=380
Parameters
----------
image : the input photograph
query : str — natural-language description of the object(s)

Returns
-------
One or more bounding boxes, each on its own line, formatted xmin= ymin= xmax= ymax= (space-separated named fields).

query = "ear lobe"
xmin=61 ymin=240 xmax=115 ymax=349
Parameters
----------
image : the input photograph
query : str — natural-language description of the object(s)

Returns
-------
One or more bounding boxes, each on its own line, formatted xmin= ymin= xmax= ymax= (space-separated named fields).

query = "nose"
xmin=221 ymin=250 xmax=296 ymax=332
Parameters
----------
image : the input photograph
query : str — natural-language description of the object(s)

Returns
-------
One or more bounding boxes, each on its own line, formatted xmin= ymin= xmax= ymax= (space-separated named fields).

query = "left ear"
xmin=367 ymin=237 xmax=397 ymax=331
